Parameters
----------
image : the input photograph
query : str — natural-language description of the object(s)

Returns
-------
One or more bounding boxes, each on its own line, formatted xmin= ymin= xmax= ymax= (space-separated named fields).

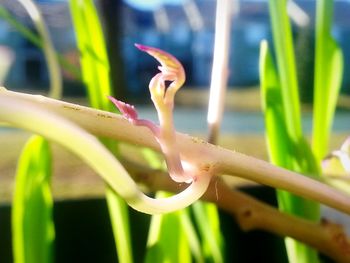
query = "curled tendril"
xmin=134 ymin=44 xmax=185 ymax=113
xmin=109 ymin=44 xmax=202 ymax=184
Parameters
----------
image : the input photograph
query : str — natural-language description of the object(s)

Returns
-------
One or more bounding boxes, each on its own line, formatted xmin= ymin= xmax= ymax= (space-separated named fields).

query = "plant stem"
xmin=0 ymin=91 xmax=211 ymax=214
xmin=122 ymin=158 xmax=350 ymax=263
xmin=207 ymin=0 xmax=232 ymax=144
xmin=1 ymin=89 xmax=350 ymax=216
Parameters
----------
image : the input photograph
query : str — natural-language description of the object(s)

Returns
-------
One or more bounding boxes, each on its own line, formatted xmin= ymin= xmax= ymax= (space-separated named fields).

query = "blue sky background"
xmin=124 ymin=0 xmax=185 ymax=10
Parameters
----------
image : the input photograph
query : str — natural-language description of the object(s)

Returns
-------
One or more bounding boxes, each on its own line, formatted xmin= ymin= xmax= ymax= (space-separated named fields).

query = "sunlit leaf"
xmin=312 ymin=0 xmax=344 ymax=161
xmin=12 ymin=135 xmax=54 ymax=263
xmin=261 ymin=1 xmax=321 ymax=259
xmin=192 ymin=202 xmax=223 ymax=263
xmin=68 ymin=1 xmax=132 ymax=263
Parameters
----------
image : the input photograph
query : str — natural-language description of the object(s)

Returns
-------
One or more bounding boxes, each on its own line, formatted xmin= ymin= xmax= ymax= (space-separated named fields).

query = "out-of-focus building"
xmin=0 ymin=0 xmax=350 ymax=97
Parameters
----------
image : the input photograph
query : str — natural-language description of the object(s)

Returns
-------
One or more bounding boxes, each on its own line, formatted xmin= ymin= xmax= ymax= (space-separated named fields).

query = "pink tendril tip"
xmin=108 ymin=96 xmax=138 ymax=121
xmin=134 ymin=43 xmax=185 ymax=85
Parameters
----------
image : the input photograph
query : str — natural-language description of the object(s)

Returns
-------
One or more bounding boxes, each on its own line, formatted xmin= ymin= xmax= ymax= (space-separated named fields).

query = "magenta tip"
xmin=134 ymin=43 xmax=148 ymax=51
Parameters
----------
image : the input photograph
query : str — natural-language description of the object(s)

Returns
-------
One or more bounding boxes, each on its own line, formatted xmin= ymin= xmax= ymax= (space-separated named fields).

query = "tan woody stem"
xmin=0 ymin=91 xmax=210 ymax=214
xmin=1 ymin=89 xmax=350 ymax=216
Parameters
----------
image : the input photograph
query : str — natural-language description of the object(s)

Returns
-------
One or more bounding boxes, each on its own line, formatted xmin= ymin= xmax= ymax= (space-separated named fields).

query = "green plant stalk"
xmin=105 ymin=188 xmax=133 ymax=263
xmin=260 ymin=40 xmax=320 ymax=263
xmin=68 ymin=0 xmax=132 ymax=262
xmin=12 ymin=136 xmax=55 ymax=263
xmin=259 ymin=41 xmax=290 ymax=168
xmin=0 ymin=6 xmax=81 ymax=80
xmin=312 ymin=0 xmax=343 ymax=161
xmin=265 ymin=1 xmax=321 ymax=260
xmin=192 ymin=202 xmax=223 ymax=263
xmin=268 ymin=0 xmax=302 ymax=139
xmin=178 ymin=210 xmax=204 ymax=263
xmin=68 ymin=0 xmax=112 ymax=110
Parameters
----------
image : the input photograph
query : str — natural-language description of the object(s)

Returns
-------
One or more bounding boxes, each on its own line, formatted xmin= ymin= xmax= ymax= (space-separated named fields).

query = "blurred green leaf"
xmin=178 ymin=209 xmax=204 ymax=263
xmin=267 ymin=0 xmax=302 ymax=140
xmin=192 ymin=202 xmax=223 ymax=263
xmin=12 ymin=135 xmax=54 ymax=263
xmin=259 ymin=40 xmax=292 ymax=168
xmin=68 ymin=0 xmax=112 ymax=110
xmin=312 ymin=0 xmax=344 ymax=161
xmin=260 ymin=29 xmax=320 ymax=263
xmin=106 ymin=187 xmax=133 ymax=263
xmin=0 ymin=6 xmax=81 ymax=80
xmin=68 ymin=1 xmax=132 ymax=262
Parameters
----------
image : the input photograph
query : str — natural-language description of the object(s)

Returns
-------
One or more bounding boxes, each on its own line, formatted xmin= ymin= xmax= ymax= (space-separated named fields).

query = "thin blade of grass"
xmin=17 ymin=0 xmax=62 ymax=99
xmin=259 ymin=39 xmax=320 ymax=263
xmin=68 ymin=1 xmax=132 ymax=263
xmin=192 ymin=202 xmax=224 ymax=263
xmin=267 ymin=0 xmax=302 ymax=140
xmin=68 ymin=0 xmax=111 ymax=110
xmin=0 ymin=6 xmax=81 ymax=80
xmin=12 ymin=135 xmax=54 ymax=263
xmin=312 ymin=0 xmax=344 ymax=161
xmin=260 ymin=40 xmax=292 ymax=168
xmin=178 ymin=209 xmax=204 ymax=263
xmin=105 ymin=188 xmax=133 ymax=263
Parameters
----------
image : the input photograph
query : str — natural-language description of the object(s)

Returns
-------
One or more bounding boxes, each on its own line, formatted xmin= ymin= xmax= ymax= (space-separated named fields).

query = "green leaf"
xmin=178 ymin=209 xmax=204 ymax=263
xmin=192 ymin=202 xmax=224 ymax=263
xmin=259 ymin=40 xmax=292 ymax=168
xmin=68 ymin=1 xmax=132 ymax=262
xmin=260 ymin=36 xmax=320 ymax=262
xmin=312 ymin=0 xmax=344 ymax=161
xmin=12 ymin=135 xmax=54 ymax=263
xmin=267 ymin=0 xmax=302 ymax=140
xmin=68 ymin=0 xmax=112 ymax=110
xmin=0 ymin=6 xmax=81 ymax=80
xmin=106 ymin=187 xmax=133 ymax=263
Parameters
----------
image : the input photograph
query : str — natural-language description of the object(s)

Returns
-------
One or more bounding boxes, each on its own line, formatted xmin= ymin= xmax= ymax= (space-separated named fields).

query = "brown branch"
xmin=122 ymin=158 xmax=350 ymax=263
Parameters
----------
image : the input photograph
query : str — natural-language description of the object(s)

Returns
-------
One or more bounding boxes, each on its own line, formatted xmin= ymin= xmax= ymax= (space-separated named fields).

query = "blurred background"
xmin=1 ymin=0 xmax=350 ymax=99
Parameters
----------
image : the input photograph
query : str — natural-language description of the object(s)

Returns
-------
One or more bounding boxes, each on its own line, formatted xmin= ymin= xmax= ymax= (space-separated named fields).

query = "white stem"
xmin=0 ymin=94 xmax=210 ymax=214
xmin=207 ymin=0 xmax=232 ymax=143
xmin=1 ymin=89 xmax=350 ymax=215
